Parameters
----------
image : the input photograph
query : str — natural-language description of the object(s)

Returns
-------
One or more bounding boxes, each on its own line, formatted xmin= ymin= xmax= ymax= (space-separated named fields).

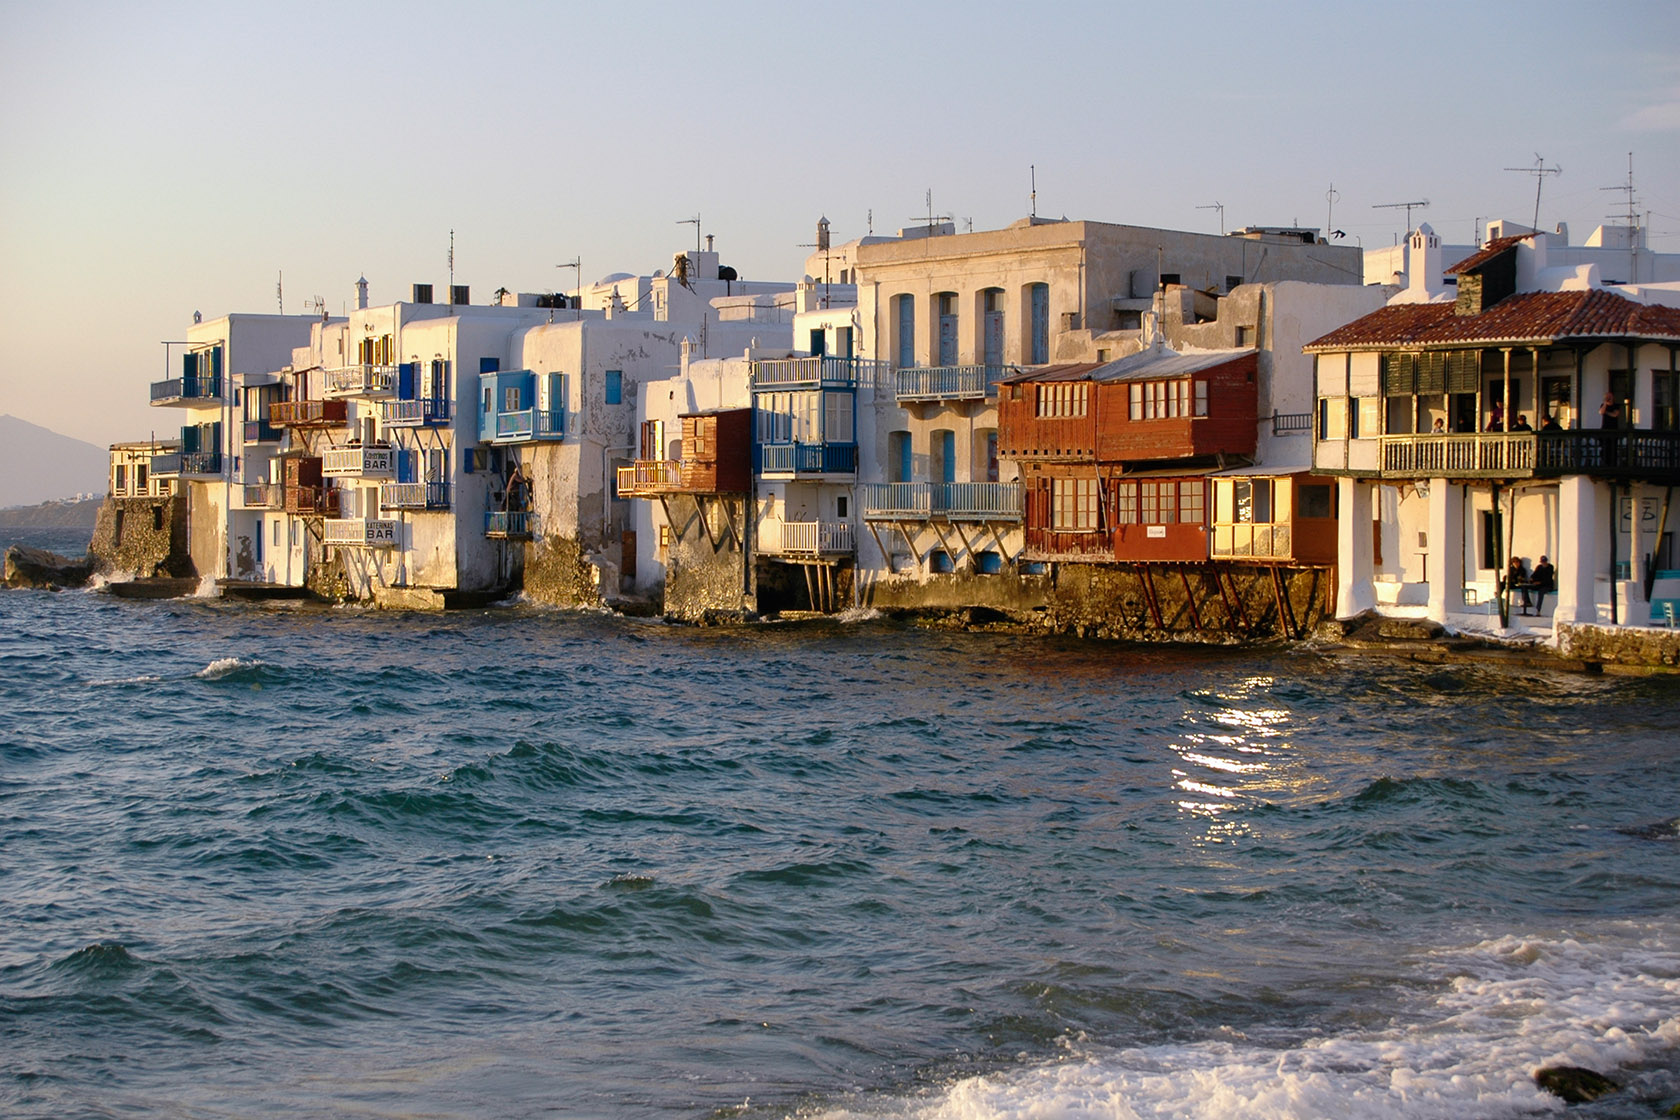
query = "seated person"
xmin=1530 ymin=556 xmax=1556 ymax=614
xmin=1541 ymin=413 xmax=1562 ymax=431
xmin=1511 ymin=414 xmax=1533 ymax=432
xmin=1505 ymin=556 xmax=1530 ymax=612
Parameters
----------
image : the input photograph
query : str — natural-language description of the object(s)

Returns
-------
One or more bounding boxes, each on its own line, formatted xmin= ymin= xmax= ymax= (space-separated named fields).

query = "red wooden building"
xmin=997 ymin=347 xmax=1258 ymax=563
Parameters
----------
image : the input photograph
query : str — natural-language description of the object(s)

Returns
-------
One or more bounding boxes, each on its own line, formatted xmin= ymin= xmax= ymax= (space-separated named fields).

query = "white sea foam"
xmin=835 ymin=607 xmax=884 ymax=624
xmin=804 ymin=923 xmax=1680 ymax=1120
xmin=197 ymin=657 xmax=263 ymax=680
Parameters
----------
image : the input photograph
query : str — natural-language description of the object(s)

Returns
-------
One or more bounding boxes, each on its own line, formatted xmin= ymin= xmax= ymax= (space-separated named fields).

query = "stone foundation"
xmin=1045 ymin=563 xmax=1333 ymax=642
xmin=1556 ymin=622 xmax=1680 ymax=669
xmin=663 ymin=496 xmax=752 ymax=622
xmin=89 ymin=496 xmax=192 ymax=579
xmin=521 ymin=535 xmax=608 ymax=608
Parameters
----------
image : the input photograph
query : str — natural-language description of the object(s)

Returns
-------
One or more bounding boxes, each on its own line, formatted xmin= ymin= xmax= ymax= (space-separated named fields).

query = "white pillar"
xmin=1336 ymin=477 xmax=1376 ymax=617
xmin=1426 ymin=479 xmax=1465 ymax=622
xmin=1554 ymin=475 xmax=1598 ymax=625
xmin=1624 ymin=482 xmax=1647 ymax=622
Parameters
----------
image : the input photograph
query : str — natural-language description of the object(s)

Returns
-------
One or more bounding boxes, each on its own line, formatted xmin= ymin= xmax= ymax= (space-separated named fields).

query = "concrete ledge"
xmin=1556 ymin=622 xmax=1680 ymax=669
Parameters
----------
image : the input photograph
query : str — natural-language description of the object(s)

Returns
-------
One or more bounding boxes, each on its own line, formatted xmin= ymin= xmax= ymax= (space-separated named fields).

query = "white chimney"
xmin=354 ymin=276 xmax=369 ymax=311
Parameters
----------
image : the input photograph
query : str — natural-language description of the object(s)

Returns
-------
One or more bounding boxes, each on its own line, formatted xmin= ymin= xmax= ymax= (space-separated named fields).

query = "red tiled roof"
xmin=1444 ymin=234 xmax=1535 ymax=275
xmin=1304 ymin=289 xmax=1680 ymax=351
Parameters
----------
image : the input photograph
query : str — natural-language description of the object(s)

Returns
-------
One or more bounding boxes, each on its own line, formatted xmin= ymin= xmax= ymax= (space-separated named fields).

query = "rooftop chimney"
xmin=354 ymin=276 xmax=369 ymax=311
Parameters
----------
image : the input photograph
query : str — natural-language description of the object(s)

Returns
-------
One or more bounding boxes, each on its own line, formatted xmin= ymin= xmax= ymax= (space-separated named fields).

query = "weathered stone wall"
xmin=1556 ymin=623 xmax=1680 ymax=669
xmin=521 ymin=534 xmax=607 ymax=607
xmin=663 ymin=496 xmax=752 ymax=622
xmin=860 ymin=568 xmax=1049 ymax=614
xmin=89 ymin=496 xmax=193 ymax=579
xmin=305 ymin=550 xmax=353 ymax=602
xmin=1045 ymin=563 xmax=1333 ymax=642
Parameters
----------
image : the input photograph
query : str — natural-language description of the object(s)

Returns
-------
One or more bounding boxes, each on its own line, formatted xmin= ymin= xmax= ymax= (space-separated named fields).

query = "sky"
xmin=3 ymin=0 xmax=1678 ymax=447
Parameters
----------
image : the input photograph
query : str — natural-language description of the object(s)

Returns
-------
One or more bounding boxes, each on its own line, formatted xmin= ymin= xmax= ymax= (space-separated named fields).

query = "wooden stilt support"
xmin=1219 ymin=563 xmax=1252 ymax=632
xmin=1178 ymin=565 xmax=1203 ymax=631
xmin=1138 ymin=564 xmax=1165 ymax=629
xmin=802 ymin=564 xmax=818 ymax=612
xmin=1269 ymin=565 xmax=1298 ymax=639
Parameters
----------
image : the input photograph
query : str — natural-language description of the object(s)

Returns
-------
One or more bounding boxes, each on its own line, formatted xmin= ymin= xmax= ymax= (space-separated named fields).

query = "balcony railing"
xmin=149 ymin=375 xmax=222 ymax=405
xmin=859 ymin=481 xmax=1023 ymax=520
xmin=270 ymin=399 xmax=348 ymax=427
xmin=322 ymin=446 xmax=395 ymax=478
xmin=243 ymin=483 xmax=285 ymax=509
xmin=756 ymin=442 xmax=857 ymax=475
xmin=244 ymin=419 xmax=282 ymax=444
xmin=284 ymin=485 xmax=338 ymax=516
xmin=494 ymin=408 xmax=565 ymax=442
xmin=323 ymin=518 xmax=399 ymax=547
xmin=1272 ymin=411 xmax=1312 ymax=436
xmin=150 ymin=451 xmax=223 ymax=478
xmin=322 ymin=364 xmax=398 ymax=398
xmin=894 ymin=365 xmax=1014 ymax=402
xmin=382 ymin=398 xmax=452 ymax=427
xmin=379 ymin=482 xmax=452 ymax=510
xmin=751 ymin=356 xmax=880 ymax=387
xmin=764 ymin=520 xmax=854 ymax=557
xmin=485 ymin=510 xmax=536 ymax=539
xmin=615 ymin=460 xmax=683 ymax=497
xmin=1373 ymin=430 xmax=1680 ymax=482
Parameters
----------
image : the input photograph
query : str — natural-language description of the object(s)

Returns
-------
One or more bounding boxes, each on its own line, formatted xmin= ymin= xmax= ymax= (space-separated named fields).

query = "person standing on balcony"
xmin=1599 ymin=392 xmax=1623 ymax=429
xmin=1487 ymin=399 xmax=1505 ymax=431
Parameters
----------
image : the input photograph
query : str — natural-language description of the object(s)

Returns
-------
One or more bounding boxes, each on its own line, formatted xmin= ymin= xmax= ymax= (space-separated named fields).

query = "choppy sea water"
xmin=2 ymin=586 xmax=1678 ymax=1120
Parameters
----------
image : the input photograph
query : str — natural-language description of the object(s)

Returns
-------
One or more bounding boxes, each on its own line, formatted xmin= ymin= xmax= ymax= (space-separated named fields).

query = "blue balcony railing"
xmin=894 ymin=365 xmax=1012 ymax=402
xmin=383 ymin=398 xmax=452 ymax=427
xmin=756 ymin=442 xmax=857 ymax=475
xmin=494 ymin=408 xmax=565 ymax=442
xmin=860 ymin=481 xmax=1023 ymax=520
xmin=150 ymin=375 xmax=223 ymax=405
xmin=485 ymin=510 xmax=536 ymax=538
xmin=151 ymin=451 xmax=223 ymax=477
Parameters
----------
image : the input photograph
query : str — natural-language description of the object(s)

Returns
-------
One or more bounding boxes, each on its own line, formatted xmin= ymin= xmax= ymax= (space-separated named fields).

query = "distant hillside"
xmin=0 ymin=415 xmax=109 ymax=506
xmin=0 ymin=497 xmax=102 ymax=528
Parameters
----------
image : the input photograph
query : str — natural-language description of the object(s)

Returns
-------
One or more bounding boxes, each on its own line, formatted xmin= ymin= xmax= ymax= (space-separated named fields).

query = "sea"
xmin=3 ymin=521 xmax=1679 ymax=1119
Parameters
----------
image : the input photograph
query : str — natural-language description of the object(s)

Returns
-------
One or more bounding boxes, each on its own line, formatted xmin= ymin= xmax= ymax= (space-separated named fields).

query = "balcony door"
xmin=937 ymin=293 xmax=958 ymax=366
xmin=931 ymin=430 xmax=956 ymax=485
xmin=982 ymin=289 xmax=1004 ymax=367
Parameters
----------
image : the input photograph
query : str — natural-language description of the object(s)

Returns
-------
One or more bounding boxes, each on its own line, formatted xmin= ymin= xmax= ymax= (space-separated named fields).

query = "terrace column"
xmin=1335 ymin=478 xmax=1376 ymax=617
xmin=1426 ymin=479 xmax=1464 ymax=623
xmin=1553 ymin=475 xmax=1598 ymax=625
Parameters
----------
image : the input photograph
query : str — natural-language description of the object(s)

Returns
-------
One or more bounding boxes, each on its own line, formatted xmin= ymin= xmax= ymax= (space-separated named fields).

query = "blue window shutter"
xmin=182 ymin=351 xmax=196 ymax=380
xmin=181 ymin=425 xmax=199 ymax=454
xmin=397 ymin=450 xmax=415 ymax=483
xmin=479 ymin=357 xmax=499 ymax=374
xmin=398 ymin=362 xmax=416 ymax=399
xmin=210 ymin=346 xmax=223 ymax=378
xmin=605 ymin=369 xmax=622 ymax=406
xmin=463 ymin=448 xmax=474 ymax=474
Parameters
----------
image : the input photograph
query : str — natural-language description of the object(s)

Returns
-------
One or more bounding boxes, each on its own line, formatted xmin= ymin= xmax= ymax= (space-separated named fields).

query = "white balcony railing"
xmin=615 ymin=460 xmax=682 ymax=496
xmin=322 ymin=364 xmax=399 ymax=398
xmin=322 ymin=446 xmax=395 ymax=478
xmin=323 ymin=518 xmax=399 ymax=547
xmin=763 ymin=520 xmax=854 ymax=557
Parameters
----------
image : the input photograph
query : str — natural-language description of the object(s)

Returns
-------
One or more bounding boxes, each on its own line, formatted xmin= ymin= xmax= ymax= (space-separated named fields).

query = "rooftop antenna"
xmin=1373 ymin=199 xmax=1430 ymax=237
xmin=1504 ymin=154 xmax=1560 ymax=234
xmin=1196 ymin=201 xmax=1225 ymax=236
xmin=677 ymin=214 xmax=701 ymax=252
xmin=1030 ymin=164 xmax=1037 ymax=219
xmin=1325 ymin=183 xmax=1340 ymax=238
xmin=448 ymin=229 xmax=455 ymax=303
xmin=867 ymin=208 xmax=873 ymax=236
xmin=1600 ymin=151 xmax=1640 ymax=283
xmin=557 ymin=256 xmax=581 ymax=320
xmin=276 ymin=271 xmax=284 ymax=314
xmin=912 ymin=189 xmax=952 ymax=235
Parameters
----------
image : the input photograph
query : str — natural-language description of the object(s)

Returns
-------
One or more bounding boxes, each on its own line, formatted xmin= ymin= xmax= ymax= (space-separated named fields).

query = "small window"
xmin=1226 ymin=275 xmax=1243 ymax=292
xmin=1160 ymin=273 xmax=1181 ymax=288
xmin=504 ymin=387 xmax=521 ymax=411
xmin=152 ymin=506 xmax=164 ymax=531
xmin=113 ymin=509 xmax=125 ymax=545
xmin=1299 ymin=484 xmax=1333 ymax=519
xmin=836 ymin=495 xmax=849 ymax=518
xmin=1179 ymin=482 xmax=1204 ymax=525
xmin=1115 ymin=481 xmax=1139 ymax=525
xmin=137 ymin=464 xmax=148 ymax=491
xmin=114 ymin=464 xmax=127 ymax=494
xmin=605 ymin=369 xmax=623 ymax=405
xmin=1053 ymin=477 xmax=1100 ymax=531
xmin=483 ymin=387 xmax=493 ymax=414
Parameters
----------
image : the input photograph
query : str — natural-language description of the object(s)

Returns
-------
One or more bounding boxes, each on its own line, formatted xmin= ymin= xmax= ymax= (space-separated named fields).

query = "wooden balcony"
xmin=615 ymin=460 xmax=682 ymax=497
xmin=270 ymin=399 xmax=348 ymax=428
xmin=1371 ymin=430 xmax=1680 ymax=483
xmin=243 ymin=483 xmax=285 ymax=509
xmin=283 ymin=485 xmax=338 ymax=516
xmin=859 ymin=482 xmax=1023 ymax=521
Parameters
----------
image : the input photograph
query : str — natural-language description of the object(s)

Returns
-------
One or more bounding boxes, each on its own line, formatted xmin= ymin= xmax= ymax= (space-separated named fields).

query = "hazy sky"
xmin=3 ymin=0 xmax=1678 ymax=447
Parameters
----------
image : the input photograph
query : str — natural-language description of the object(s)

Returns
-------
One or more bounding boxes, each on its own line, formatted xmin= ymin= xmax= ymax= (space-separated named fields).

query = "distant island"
xmin=0 ymin=415 xmax=110 ymax=507
xmin=0 ymin=497 xmax=102 ymax=529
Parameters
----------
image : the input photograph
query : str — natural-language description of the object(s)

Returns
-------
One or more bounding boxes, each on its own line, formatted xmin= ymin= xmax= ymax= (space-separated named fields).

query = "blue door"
xmin=937 ymin=294 xmax=958 ymax=366
xmin=896 ymin=295 xmax=915 ymax=368
xmin=935 ymin=430 xmax=956 ymax=484
xmin=1030 ymin=283 xmax=1049 ymax=364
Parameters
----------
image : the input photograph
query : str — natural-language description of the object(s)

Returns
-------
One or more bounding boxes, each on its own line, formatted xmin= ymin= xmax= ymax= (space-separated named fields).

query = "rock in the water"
xmin=3 ymin=545 xmax=93 ymax=590
xmin=1534 ymin=1065 xmax=1618 ymax=1103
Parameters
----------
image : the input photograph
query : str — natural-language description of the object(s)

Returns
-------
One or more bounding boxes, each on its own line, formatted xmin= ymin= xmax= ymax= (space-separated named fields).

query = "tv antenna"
xmin=1373 ymin=199 xmax=1430 ymax=236
xmin=276 ymin=271 xmax=284 ymax=314
xmin=1504 ymin=154 xmax=1560 ymax=234
xmin=448 ymin=229 xmax=455 ymax=301
xmin=1600 ymin=151 xmax=1640 ymax=283
xmin=556 ymin=256 xmax=582 ymax=319
xmin=677 ymin=213 xmax=701 ymax=252
xmin=1030 ymin=164 xmax=1037 ymax=219
xmin=912 ymin=189 xmax=951 ymax=234
xmin=1196 ymin=201 xmax=1225 ymax=236
xmin=1325 ymin=183 xmax=1340 ymax=238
